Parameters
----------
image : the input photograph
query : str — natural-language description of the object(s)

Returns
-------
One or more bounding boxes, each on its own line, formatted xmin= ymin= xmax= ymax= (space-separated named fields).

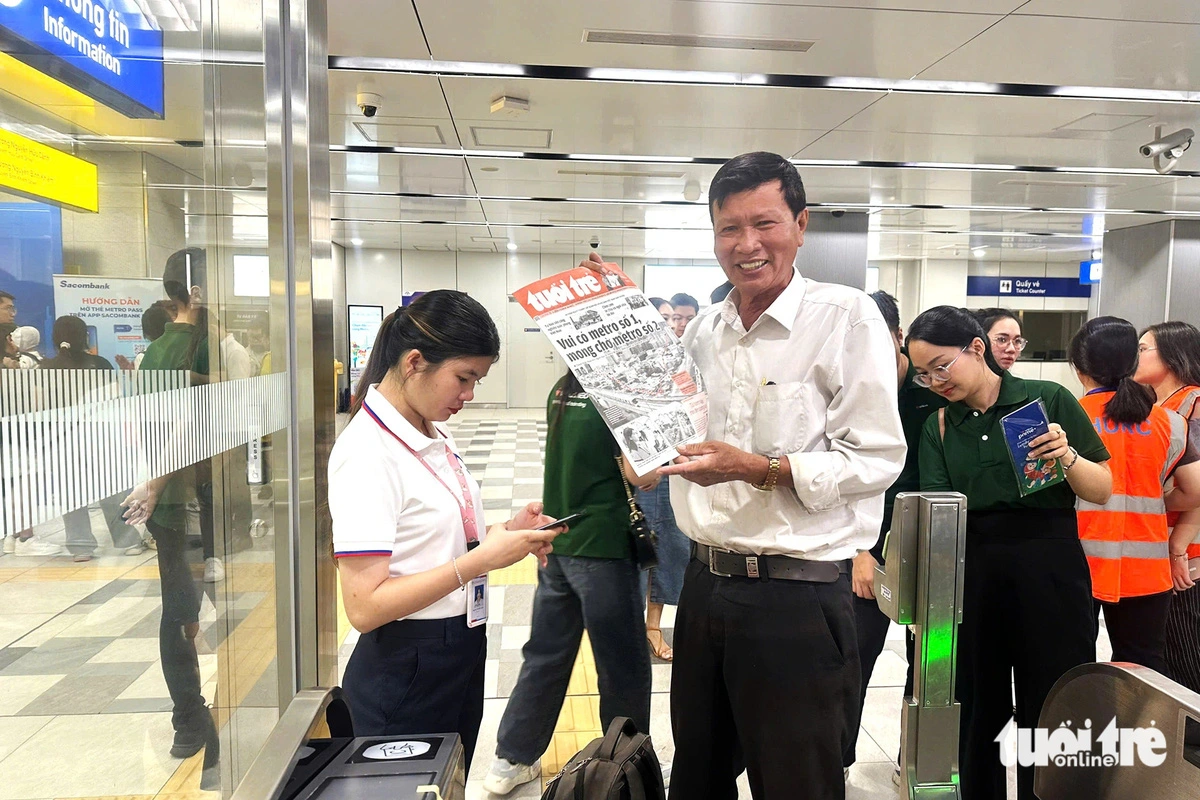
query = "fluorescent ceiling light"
xmin=507 ymin=241 xmax=518 ymax=251
xmin=330 ymin=57 xmax=1200 ymax=105
xmin=351 ymin=237 xmax=364 ymax=246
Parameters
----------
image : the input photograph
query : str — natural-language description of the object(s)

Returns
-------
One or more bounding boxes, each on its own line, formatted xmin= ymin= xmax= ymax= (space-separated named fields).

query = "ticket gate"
xmin=874 ymin=492 xmax=969 ymax=799
xmin=232 ymin=687 xmax=466 ymax=800
xmin=1034 ymin=662 xmax=1200 ymax=799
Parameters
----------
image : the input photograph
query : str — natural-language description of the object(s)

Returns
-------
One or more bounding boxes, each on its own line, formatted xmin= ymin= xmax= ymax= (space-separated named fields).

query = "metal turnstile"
xmin=232 ymin=687 xmax=465 ymax=800
xmin=1035 ymin=663 xmax=1200 ymax=799
xmin=874 ymin=492 xmax=969 ymax=799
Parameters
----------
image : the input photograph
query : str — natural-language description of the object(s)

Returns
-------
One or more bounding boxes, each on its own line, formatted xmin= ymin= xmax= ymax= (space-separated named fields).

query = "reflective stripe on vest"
xmin=1161 ymin=409 xmax=1189 ymax=483
xmin=1077 ymin=494 xmax=1167 ymax=515
xmin=1080 ymin=539 xmax=1170 ymax=560
xmin=1161 ymin=387 xmax=1200 ymax=559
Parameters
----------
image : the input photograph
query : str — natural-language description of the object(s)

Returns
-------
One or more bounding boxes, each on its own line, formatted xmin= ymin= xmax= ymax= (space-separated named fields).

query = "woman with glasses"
xmin=974 ymin=308 xmax=1025 ymax=370
xmin=1134 ymin=321 xmax=1200 ymax=694
xmin=908 ymin=306 xmax=1111 ymax=800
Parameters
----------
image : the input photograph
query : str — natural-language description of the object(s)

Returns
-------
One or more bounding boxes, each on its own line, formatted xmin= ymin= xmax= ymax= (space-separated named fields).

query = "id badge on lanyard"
xmin=363 ymin=403 xmax=488 ymax=626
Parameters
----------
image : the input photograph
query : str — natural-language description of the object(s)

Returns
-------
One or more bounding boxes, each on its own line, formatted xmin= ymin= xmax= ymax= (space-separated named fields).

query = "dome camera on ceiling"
xmin=356 ymin=83 xmax=382 ymax=118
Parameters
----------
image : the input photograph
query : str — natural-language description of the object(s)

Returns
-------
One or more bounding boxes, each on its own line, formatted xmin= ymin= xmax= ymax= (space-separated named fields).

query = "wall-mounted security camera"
xmin=831 ymin=209 xmax=846 ymax=218
xmin=589 ymin=236 xmax=601 ymax=249
xmin=356 ymin=85 xmax=382 ymax=118
xmin=1141 ymin=125 xmax=1194 ymax=174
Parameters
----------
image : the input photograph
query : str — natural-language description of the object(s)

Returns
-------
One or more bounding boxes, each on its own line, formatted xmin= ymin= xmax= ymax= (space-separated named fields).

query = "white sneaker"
xmin=14 ymin=537 xmax=65 ymax=557
xmin=482 ymin=757 xmax=540 ymax=795
xmin=204 ymin=557 xmax=225 ymax=583
xmin=124 ymin=542 xmax=148 ymax=556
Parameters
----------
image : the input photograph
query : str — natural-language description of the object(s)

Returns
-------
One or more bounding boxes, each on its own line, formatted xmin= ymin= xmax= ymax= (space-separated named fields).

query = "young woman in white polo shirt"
xmin=329 ymin=291 xmax=562 ymax=768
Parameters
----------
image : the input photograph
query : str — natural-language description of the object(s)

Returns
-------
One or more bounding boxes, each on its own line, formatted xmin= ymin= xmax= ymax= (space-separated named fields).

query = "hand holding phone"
xmin=535 ymin=513 xmax=585 ymax=531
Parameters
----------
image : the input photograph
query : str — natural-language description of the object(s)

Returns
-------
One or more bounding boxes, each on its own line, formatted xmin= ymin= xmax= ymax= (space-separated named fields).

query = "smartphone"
xmin=536 ymin=513 xmax=586 ymax=531
xmin=86 ymin=325 xmax=98 ymax=354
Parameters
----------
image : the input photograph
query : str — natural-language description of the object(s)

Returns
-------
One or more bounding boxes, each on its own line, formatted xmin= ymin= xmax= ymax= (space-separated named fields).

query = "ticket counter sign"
xmin=0 ymin=0 xmax=165 ymax=119
xmin=0 ymin=127 xmax=98 ymax=212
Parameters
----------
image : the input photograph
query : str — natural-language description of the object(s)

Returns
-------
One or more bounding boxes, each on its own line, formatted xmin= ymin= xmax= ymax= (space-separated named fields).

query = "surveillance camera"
xmin=1140 ymin=128 xmax=1194 ymax=159
xmin=831 ymin=209 xmax=846 ymax=218
xmin=589 ymin=236 xmax=601 ymax=249
xmin=356 ymin=90 xmax=382 ymax=119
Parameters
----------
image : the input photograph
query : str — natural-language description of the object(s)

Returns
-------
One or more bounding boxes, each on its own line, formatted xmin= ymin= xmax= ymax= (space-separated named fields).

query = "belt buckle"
xmin=745 ymin=556 xmax=760 ymax=579
xmin=708 ymin=547 xmax=732 ymax=578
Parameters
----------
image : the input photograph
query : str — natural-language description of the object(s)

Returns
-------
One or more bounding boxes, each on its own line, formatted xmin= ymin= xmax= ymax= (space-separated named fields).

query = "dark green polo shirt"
xmin=919 ymin=371 xmax=1109 ymax=512
xmin=874 ymin=356 xmax=948 ymax=559
xmin=542 ymin=379 xmax=631 ymax=559
xmin=139 ymin=322 xmax=209 ymax=529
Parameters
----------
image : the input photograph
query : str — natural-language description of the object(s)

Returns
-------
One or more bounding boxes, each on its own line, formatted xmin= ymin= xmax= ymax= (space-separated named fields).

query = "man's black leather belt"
xmin=693 ymin=543 xmax=849 ymax=584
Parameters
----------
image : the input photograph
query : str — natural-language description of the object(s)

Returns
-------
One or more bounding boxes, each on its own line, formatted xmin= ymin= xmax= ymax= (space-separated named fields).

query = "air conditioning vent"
xmin=584 ymin=29 xmax=815 ymax=53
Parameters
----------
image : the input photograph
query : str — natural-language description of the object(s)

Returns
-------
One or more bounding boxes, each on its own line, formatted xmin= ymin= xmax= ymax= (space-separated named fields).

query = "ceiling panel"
xmin=333 ymin=194 xmax=486 ymax=223
xmin=919 ymin=15 xmax=1200 ymax=90
xmin=327 ymin=0 xmax=429 ymax=59
xmin=439 ymin=78 xmax=879 ymax=158
xmin=413 ymin=0 xmax=1000 ymax=78
xmin=1018 ymin=0 xmax=1200 ymax=25
xmin=328 ymin=72 xmax=454 ymax=147
xmin=330 ymin=153 xmax=476 ymax=194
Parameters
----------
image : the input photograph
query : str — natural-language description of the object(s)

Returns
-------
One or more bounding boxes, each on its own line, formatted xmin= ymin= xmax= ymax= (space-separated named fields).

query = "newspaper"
xmin=514 ymin=264 xmax=708 ymax=476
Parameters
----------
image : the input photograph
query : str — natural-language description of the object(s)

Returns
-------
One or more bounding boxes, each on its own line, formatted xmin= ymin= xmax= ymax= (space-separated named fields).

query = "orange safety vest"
xmin=1162 ymin=386 xmax=1200 ymax=560
xmin=1076 ymin=391 xmax=1188 ymax=602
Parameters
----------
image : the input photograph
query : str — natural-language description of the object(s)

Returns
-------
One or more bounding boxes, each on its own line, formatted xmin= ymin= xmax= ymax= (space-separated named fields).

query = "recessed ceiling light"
xmin=351 ymin=237 xmax=363 ymax=246
xmin=972 ymin=248 xmax=986 ymax=257
xmin=507 ymin=242 xmax=518 ymax=251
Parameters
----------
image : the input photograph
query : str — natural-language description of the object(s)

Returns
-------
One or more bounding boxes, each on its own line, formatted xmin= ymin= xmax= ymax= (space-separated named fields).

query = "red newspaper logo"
xmin=514 ymin=265 xmax=635 ymax=319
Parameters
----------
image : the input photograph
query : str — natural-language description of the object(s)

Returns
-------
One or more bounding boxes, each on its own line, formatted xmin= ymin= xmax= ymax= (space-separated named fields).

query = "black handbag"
xmin=615 ymin=452 xmax=658 ymax=570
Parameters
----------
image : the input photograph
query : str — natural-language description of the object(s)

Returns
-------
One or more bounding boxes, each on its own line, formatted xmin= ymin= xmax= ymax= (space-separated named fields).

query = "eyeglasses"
xmin=991 ymin=335 xmax=1028 ymax=352
xmin=913 ymin=345 xmax=970 ymax=388
xmin=1138 ymin=346 xmax=1158 ymax=354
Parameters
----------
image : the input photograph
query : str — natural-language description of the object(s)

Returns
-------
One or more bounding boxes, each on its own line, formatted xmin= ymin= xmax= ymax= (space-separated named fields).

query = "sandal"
xmin=647 ymin=627 xmax=673 ymax=662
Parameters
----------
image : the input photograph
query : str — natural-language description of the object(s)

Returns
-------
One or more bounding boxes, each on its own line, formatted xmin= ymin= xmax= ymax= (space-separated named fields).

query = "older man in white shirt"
xmin=587 ymin=152 xmax=905 ymax=799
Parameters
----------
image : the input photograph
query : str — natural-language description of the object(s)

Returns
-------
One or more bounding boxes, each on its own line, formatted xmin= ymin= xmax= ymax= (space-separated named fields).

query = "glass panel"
xmin=0 ymin=0 xmax=288 ymax=795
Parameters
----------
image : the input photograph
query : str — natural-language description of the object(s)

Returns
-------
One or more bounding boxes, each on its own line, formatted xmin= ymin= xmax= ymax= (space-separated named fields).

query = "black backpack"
xmin=541 ymin=717 xmax=666 ymax=800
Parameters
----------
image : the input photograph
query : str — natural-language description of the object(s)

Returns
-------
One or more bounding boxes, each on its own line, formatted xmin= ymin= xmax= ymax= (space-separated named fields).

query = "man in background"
xmin=668 ymin=292 xmax=699 ymax=339
xmin=0 ymin=290 xmax=15 ymax=325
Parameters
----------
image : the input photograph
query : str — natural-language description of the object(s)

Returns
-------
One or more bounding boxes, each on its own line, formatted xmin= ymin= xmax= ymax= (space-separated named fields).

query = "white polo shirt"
xmin=328 ymin=384 xmax=486 ymax=621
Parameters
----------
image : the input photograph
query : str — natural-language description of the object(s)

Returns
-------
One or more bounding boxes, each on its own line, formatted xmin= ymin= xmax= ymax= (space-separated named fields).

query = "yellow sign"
xmin=0 ymin=127 xmax=98 ymax=213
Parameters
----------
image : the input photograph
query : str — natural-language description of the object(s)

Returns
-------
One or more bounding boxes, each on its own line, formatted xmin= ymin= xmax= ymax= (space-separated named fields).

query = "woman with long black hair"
xmin=330 ymin=291 xmax=561 ymax=769
xmin=1134 ymin=320 xmax=1200 ymax=694
xmin=482 ymin=369 xmax=653 ymax=795
xmin=1070 ymin=316 xmax=1200 ymax=673
xmin=908 ymin=306 xmax=1111 ymax=800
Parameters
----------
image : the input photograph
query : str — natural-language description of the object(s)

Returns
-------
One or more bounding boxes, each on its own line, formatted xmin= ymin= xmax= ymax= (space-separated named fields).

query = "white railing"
xmin=0 ymin=370 xmax=289 ymax=536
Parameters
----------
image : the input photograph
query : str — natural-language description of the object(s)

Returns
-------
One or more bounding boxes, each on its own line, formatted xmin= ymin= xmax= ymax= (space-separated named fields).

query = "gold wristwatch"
xmin=752 ymin=456 xmax=781 ymax=492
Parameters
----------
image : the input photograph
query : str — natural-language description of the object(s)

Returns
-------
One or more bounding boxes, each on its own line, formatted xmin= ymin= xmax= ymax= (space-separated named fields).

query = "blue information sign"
xmin=0 ymin=0 xmax=164 ymax=119
xmin=966 ymin=276 xmax=1091 ymax=299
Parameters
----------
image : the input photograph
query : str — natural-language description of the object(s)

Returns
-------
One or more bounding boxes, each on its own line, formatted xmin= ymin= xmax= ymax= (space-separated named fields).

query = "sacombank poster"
xmin=53 ymin=274 xmax=165 ymax=364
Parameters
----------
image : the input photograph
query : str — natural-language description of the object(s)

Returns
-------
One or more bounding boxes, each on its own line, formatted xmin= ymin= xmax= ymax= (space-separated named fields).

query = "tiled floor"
xmin=0 ymin=501 xmax=282 ymax=799
xmin=337 ymin=408 xmax=1120 ymax=799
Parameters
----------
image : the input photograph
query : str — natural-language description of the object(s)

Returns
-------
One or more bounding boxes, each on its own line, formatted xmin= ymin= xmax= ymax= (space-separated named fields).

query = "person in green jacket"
xmin=483 ymin=370 xmax=653 ymax=796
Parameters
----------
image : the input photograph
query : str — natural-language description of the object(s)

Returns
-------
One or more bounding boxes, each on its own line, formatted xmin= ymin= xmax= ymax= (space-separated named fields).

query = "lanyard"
xmin=363 ymin=403 xmax=479 ymax=545
xmin=1086 ymin=387 xmax=1118 ymax=396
